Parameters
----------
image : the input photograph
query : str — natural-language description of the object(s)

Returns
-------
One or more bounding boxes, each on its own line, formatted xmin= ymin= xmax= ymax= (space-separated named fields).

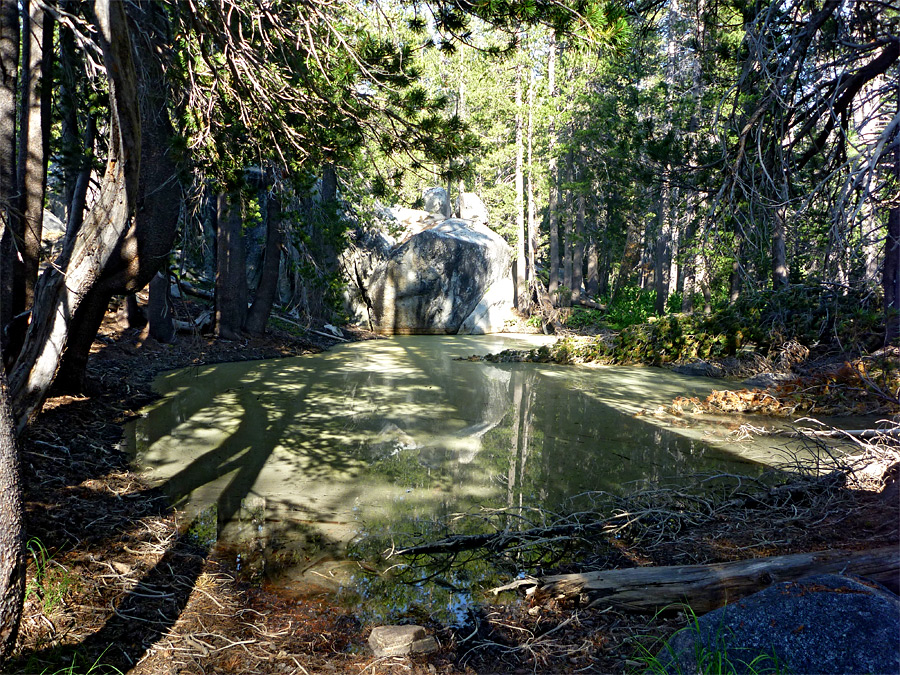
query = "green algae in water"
xmin=125 ymin=335 xmax=786 ymax=621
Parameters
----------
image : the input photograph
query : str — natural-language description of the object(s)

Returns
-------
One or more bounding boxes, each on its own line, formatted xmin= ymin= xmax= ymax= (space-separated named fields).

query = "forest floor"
xmin=8 ymin=306 xmax=899 ymax=675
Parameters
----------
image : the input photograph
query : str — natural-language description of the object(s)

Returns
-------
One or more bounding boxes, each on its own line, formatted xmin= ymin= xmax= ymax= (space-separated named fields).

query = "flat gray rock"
xmin=656 ymin=574 xmax=900 ymax=674
xmin=368 ymin=624 xmax=439 ymax=657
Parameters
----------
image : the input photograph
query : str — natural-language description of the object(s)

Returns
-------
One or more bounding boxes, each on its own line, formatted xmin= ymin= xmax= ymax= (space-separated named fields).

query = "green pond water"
xmin=124 ymin=334 xmax=809 ymax=622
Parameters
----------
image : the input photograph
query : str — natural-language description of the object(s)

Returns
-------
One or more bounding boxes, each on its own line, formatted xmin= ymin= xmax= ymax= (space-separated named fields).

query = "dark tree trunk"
xmin=561 ymin=152 xmax=574 ymax=307
xmin=0 ymin=368 xmax=24 ymax=660
xmin=729 ymin=234 xmax=743 ymax=303
xmin=772 ymin=206 xmax=789 ymax=288
xmin=215 ymin=193 xmax=248 ymax=340
xmin=885 ymin=207 xmax=899 ymax=346
xmin=0 ymin=0 xmax=18 ymax=358
xmin=246 ymin=192 xmax=283 ymax=335
xmin=8 ymin=2 xmax=54 ymax=361
xmin=572 ymin=192 xmax=585 ymax=303
xmin=148 ymin=271 xmax=175 ymax=343
xmin=586 ymin=234 xmax=598 ymax=298
xmin=547 ymin=33 xmax=560 ymax=305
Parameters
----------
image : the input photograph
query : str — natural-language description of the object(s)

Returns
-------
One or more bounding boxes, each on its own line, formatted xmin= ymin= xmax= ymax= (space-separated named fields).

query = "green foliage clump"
xmin=25 ymin=538 xmax=77 ymax=616
xmin=611 ymin=314 xmax=729 ymax=365
xmin=602 ymin=287 xmax=657 ymax=330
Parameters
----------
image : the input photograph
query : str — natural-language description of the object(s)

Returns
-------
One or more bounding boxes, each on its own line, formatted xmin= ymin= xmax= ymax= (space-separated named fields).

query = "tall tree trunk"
xmin=772 ymin=204 xmax=789 ymax=288
xmin=526 ymin=63 xmax=536 ymax=287
xmin=9 ymin=0 xmax=140 ymax=429
xmin=514 ymin=64 xmax=527 ymax=311
xmin=9 ymin=1 xmax=53 ymax=360
xmin=215 ymin=193 xmax=248 ymax=340
xmin=246 ymin=191 xmax=283 ymax=335
xmin=0 ymin=0 xmax=17 ymax=359
xmin=729 ymin=233 xmax=743 ymax=303
xmin=547 ymin=32 xmax=560 ymax=305
xmin=561 ymin=150 xmax=574 ymax=307
xmin=54 ymin=0 xmax=180 ymax=391
xmin=586 ymin=233 xmax=598 ymax=298
xmin=613 ymin=218 xmax=642 ymax=301
xmin=654 ymin=181 xmax=673 ymax=315
xmin=148 ymin=271 xmax=175 ymax=343
xmin=0 ymin=368 xmax=23 ymax=660
xmin=572 ymin=190 xmax=585 ymax=303
xmin=885 ymin=207 xmax=899 ymax=346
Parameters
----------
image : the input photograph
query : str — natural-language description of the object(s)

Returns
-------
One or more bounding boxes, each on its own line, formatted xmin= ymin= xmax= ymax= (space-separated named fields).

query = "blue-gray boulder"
xmin=656 ymin=574 xmax=900 ymax=674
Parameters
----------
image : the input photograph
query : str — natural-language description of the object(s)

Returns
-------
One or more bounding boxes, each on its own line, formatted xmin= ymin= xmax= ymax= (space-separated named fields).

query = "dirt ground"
xmin=7 ymin=310 xmax=899 ymax=675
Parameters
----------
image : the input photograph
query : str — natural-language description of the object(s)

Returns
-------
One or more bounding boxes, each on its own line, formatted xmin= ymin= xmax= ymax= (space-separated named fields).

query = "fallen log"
xmin=495 ymin=547 xmax=898 ymax=614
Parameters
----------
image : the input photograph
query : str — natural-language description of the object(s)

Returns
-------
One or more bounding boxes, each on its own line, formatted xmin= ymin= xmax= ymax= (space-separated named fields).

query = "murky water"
xmin=125 ymin=335 xmax=801 ymax=621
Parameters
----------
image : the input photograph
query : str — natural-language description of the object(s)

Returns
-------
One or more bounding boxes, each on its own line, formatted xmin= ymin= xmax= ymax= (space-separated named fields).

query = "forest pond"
xmin=124 ymin=335 xmax=812 ymax=622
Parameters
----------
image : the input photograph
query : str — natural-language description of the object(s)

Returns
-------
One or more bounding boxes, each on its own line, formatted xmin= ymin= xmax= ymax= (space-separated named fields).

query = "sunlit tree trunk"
xmin=573 ymin=189 xmax=585 ymax=303
xmin=547 ymin=32 xmax=560 ymax=304
xmin=526 ymin=63 xmax=536 ymax=287
xmin=514 ymin=64 xmax=527 ymax=310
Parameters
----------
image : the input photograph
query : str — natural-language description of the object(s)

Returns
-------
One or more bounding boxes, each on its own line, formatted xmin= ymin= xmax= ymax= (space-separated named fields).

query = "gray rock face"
xmin=657 ymin=574 xmax=900 ymax=675
xmin=456 ymin=192 xmax=489 ymax=227
xmin=365 ymin=219 xmax=513 ymax=335
xmin=368 ymin=625 xmax=439 ymax=657
xmin=422 ymin=186 xmax=451 ymax=219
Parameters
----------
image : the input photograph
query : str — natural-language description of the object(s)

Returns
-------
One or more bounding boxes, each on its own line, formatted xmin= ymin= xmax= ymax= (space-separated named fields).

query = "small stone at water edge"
xmin=369 ymin=625 xmax=439 ymax=657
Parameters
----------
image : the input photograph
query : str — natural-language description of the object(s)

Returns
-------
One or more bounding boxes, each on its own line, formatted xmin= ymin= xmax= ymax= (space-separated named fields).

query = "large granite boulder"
xmin=364 ymin=219 xmax=513 ymax=335
xmin=656 ymin=574 xmax=900 ymax=675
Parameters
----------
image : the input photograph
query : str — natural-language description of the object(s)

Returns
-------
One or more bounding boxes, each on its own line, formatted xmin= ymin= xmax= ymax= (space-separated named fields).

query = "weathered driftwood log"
xmin=497 ymin=547 xmax=899 ymax=614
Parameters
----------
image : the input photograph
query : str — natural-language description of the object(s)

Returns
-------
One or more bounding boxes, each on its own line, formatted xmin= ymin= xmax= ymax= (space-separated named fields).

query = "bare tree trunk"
xmin=148 ymin=271 xmax=175 ymax=343
xmin=54 ymin=0 xmax=180 ymax=391
xmin=514 ymin=65 xmax=528 ymax=311
xmin=586 ymin=233 xmax=598 ymax=298
xmin=246 ymin=191 xmax=283 ymax=335
xmin=0 ymin=0 xmax=17 ymax=358
xmin=654 ymin=181 xmax=672 ymax=315
xmin=215 ymin=193 xmax=248 ymax=340
xmin=729 ymin=233 xmax=743 ymax=303
xmin=573 ymin=191 xmax=585 ymax=303
xmin=772 ymin=204 xmax=789 ymax=288
xmin=561 ymin=151 xmax=574 ymax=307
xmin=0 ymin=369 xmax=23 ymax=660
xmin=547 ymin=32 xmax=560 ymax=305
xmin=15 ymin=1 xmax=52 ymax=312
xmin=885 ymin=206 xmax=899 ymax=345
xmin=9 ymin=0 xmax=140 ymax=429
xmin=526 ymin=64 xmax=536 ymax=287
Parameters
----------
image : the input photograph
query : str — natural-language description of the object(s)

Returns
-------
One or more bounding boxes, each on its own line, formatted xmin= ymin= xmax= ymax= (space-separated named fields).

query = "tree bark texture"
xmin=15 ymin=1 xmax=52 ymax=314
xmin=215 ymin=193 xmax=248 ymax=340
xmin=885 ymin=206 xmax=899 ymax=345
xmin=148 ymin=271 xmax=175 ymax=343
xmin=572 ymin=192 xmax=585 ymax=304
xmin=0 ymin=368 xmax=23 ymax=660
xmin=0 ymin=0 xmax=17 ymax=355
xmin=547 ymin=33 xmax=560 ymax=304
xmin=514 ymin=65 xmax=527 ymax=311
xmin=54 ymin=0 xmax=180 ymax=390
xmin=531 ymin=547 xmax=899 ymax=613
xmin=9 ymin=0 xmax=140 ymax=429
xmin=246 ymin=191 xmax=283 ymax=335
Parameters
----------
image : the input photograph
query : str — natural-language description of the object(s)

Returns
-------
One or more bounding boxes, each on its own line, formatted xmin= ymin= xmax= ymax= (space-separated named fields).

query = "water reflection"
xmin=126 ymin=335 xmax=767 ymax=617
